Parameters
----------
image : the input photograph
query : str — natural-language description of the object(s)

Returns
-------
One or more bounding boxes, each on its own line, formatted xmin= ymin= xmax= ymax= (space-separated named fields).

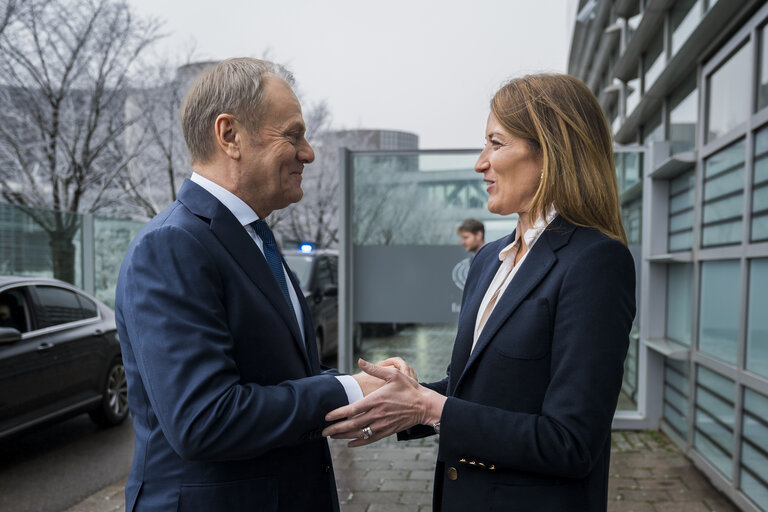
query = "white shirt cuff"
xmin=334 ymin=375 xmax=364 ymax=404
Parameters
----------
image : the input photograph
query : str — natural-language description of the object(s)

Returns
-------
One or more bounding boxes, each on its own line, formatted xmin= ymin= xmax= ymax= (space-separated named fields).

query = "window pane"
xmin=667 ymin=263 xmax=692 ymax=345
xmin=698 ymin=366 xmax=736 ymax=401
xmin=671 ymin=0 xmax=702 ymax=55
xmin=666 ymin=384 xmax=689 ymax=414
xmin=642 ymin=110 xmax=664 ymax=144
xmin=671 ymin=170 xmax=696 ymax=195
xmin=756 ymin=159 xmax=768 ymax=187
xmin=670 ymin=231 xmax=694 ymax=251
xmin=753 ymin=126 xmax=768 ymax=242
xmin=627 ymin=76 xmax=641 ymax=116
xmin=671 ymin=188 xmax=695 ymax=213
xmin=703 ymin=141 xmax=745 ymax=247
xmin=704 ymin=171 xmax=744 ymax=202
xmin=76 ymin=294 xmax=98 ymax=319
xmin=34 ymin=286 xmax=86 ymax=327
xmin=741 ymin=389 xmax=768 ymax=509
xmin=707 ymin=43 xmax=751 ymax=142
xmin=670 ymin=210 xmax=695 ymax=232
xmin=747 ymin=259 xmax=768 ymax=377
xmin=694 ymin=416 xmax=733 ymax=478
xmin=741 ymin=469 xmax=768 ymax=510
xmin=703 ymin=194 xmax=744 ymax=225
xmin=697 ymin=387 xmax=735 ymax=425
xmin=759 ymin=24 xmax=768 ymax=111
xmin=702 ymin=220 xmax=742 ymax=246
xmin=665 ymin=403 xmax=689 ymax=436
xmin=753 ymin=215 xmax=768 ymax=241
xmin=694 ymin=366 xmax=735 ymax=479
xmin=664 ymin=359 xmax=690 ymax=438
xmin=705 ymin=140 xmax=746 ymax=179
xmin=699 ymin=261 xmax=740 ymax=364
xmin=666 ymin=360 xmax=691 ymax=395
xmin=753 ymin=186 xmax=768 ymax=213
xmin=669 ymin=74 xmax=698 ymax=154
xmin=644 ymin=32 xmax=665 ymax=91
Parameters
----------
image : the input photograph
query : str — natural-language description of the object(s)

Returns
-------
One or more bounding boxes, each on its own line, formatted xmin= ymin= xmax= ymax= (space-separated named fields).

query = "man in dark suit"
xmin=115 ymin=58 xmax=374 ymax=512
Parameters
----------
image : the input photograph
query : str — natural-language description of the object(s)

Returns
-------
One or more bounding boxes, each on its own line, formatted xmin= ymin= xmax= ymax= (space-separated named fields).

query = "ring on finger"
xmin=361 ymin=426 xmax=373 ymax=440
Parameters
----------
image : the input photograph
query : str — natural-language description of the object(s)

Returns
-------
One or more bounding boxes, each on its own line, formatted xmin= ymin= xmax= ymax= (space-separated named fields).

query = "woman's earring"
xmin=540 ymin=171 xmax=544 ymax=181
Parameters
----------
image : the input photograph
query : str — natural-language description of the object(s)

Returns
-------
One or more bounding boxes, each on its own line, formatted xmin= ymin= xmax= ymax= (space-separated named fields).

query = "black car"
xmin=282 ymin=250 xmax=339 ymax=359
xmin=0 ymin=276 xmax=128 ymax=439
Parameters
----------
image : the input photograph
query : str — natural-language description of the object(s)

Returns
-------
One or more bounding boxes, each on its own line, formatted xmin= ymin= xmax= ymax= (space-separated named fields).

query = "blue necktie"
xmin=251 ymin=220 xmax=295 ymax=312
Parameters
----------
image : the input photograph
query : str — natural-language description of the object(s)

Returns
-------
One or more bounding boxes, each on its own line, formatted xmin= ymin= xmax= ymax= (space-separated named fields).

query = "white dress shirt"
xmin=473 ymin=206 xmax=559 ymax=351
xmin=190 ymin=173 xmax=362 ymax=404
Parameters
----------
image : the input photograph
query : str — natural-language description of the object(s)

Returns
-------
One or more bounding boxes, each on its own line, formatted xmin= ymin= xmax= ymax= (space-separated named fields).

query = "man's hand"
xmin=352 ymin=371 xmax=385 ymax=396
xmin=323 ymin=359 xmax=446 ymax=447
xmin=352 ymin=357 xmax=419 ymax=396
xmin=376 ymin=357 xmax=418 ymax=381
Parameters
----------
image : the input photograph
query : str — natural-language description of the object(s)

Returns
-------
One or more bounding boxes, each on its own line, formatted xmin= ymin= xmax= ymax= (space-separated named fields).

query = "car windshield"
xmin=282 ymin=254 xmax=313 ymax=290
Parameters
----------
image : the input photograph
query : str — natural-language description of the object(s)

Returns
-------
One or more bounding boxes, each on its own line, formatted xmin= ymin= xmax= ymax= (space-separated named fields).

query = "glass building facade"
xmin=569 ymin=1 xmax=768 ymax=510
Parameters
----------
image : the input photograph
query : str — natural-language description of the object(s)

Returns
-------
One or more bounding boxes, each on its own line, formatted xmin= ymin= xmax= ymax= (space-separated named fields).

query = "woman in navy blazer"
xmin=324 ymin=73 xmax=636 ymax=511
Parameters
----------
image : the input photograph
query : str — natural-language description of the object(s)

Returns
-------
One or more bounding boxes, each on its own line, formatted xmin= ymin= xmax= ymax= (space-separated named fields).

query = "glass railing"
xmin=0 ymin=201 xmax=145 ymax=307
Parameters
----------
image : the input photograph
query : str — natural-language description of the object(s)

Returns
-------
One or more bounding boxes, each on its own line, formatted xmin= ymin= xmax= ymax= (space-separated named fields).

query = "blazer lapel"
xmin=178 ymin=181 xmax=310 ymax=371
xmin=453 ymin=217 xmax=575 ymax=392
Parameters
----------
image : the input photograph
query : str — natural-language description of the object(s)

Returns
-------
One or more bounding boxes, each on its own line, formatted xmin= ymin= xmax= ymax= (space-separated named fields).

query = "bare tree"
xmin=0 ymin=0 xmax=17 ymax=37
xmin=116 ymin=55 xmax=200 ymax=219
xmin=0 ymin=0 xmax=161 ymax=283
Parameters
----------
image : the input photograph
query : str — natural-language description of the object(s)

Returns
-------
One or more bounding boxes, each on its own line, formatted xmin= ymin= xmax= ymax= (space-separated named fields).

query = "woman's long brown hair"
xmin=491 ymin=73 xmax=627 ymax=245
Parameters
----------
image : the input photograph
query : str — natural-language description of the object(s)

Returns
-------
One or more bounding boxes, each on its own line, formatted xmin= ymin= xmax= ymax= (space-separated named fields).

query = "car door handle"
xmin=37 ymin=342 xmax=54 ymax=351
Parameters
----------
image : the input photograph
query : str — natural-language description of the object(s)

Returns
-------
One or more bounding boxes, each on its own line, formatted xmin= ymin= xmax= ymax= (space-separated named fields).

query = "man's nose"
xmin=299 ymin=139 xmax=315 ymax=164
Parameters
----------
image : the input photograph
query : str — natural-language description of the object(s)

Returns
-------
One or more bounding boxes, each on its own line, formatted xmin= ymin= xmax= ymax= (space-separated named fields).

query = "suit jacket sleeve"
xmin=437 ymin=237 xmax=635 ymax=478
xmin=120 ymin=225 xmax=348 ymax=461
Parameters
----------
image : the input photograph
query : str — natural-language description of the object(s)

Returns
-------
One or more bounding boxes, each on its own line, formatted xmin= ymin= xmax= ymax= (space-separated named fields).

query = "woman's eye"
xmin=490 ymin=139 xmax=501 ymax=146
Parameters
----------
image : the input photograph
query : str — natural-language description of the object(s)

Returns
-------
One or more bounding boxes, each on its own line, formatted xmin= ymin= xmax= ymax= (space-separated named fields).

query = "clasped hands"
xmin=322 ymin=358 xmax=447 ymax=447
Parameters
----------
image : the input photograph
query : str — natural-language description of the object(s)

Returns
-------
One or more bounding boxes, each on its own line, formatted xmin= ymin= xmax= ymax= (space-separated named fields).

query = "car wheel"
xmin=89 ymin=357 xmax=129 ymax=426
xmin=315 ymin=328 xmax=324 ymax=358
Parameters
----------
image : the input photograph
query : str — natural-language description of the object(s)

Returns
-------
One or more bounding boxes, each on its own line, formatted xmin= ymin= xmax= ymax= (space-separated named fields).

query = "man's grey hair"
xmin=180 ymin=57 xmax=295 ymax=164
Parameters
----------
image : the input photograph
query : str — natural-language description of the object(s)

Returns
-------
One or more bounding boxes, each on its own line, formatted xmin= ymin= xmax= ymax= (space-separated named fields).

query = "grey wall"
xmin=353 ymin=245 xmax=469 ymax=323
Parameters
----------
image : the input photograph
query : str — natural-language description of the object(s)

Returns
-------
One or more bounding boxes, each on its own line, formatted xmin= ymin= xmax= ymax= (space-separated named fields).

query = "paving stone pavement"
xmin=66 ymin=430 xmax=739 ymax=512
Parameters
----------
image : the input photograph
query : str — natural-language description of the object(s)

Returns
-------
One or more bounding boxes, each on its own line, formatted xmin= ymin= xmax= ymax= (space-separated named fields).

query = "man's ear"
xmin=214 ymin=114 xmax=241 ymax=160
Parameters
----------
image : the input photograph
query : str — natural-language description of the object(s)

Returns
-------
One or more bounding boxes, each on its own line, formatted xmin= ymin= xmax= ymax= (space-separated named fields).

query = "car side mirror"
xmin=0 ymin=327 xmax=22 ymax=344
xmin=321 ymin=284 xmax=338 ymax=297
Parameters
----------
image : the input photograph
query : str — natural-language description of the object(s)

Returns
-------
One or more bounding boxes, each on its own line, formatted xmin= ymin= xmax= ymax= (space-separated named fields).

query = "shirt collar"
xmin=498 ymin=205 xmax=559 ymax=262
xmin=190 ymin=172 xmax=260 ymax=226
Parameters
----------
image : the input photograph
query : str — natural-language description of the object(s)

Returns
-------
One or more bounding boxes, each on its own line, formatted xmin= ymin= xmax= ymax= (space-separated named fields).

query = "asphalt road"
xmin=0 ymin=414 xmax=133 ymax=512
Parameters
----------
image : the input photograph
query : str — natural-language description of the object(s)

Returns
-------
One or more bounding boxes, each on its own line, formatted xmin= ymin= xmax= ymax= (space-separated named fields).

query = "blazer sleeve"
xmin=119 ymin=225 xmax=348 ymax=462
xmin=437 ymin=237 xmax=635 ymax=478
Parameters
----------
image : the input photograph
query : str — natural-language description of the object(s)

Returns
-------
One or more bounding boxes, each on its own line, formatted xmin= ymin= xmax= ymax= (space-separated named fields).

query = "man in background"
xmin=457 ymin=218 xmax=485 ymax=256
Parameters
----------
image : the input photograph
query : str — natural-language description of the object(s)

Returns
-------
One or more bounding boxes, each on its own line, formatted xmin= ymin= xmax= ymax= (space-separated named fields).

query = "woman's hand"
xmin=323 ymin=359 xmax=446 ymax=447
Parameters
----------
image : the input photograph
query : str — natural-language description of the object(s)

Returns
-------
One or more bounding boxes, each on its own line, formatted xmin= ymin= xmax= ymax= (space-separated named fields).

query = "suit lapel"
xmin=453 ymin=217 xmax=575 ymax=392
xmin=178 ymin=181 xmax=310 ymax=372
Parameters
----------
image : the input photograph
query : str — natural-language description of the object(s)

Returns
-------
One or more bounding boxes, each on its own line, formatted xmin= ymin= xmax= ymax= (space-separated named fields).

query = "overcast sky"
xmin=127 ymin=0 xmax=578 ymax=149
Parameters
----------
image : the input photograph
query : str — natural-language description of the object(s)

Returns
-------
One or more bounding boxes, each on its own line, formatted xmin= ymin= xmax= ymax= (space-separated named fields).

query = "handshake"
xmin=322 ymin=358 xmax=447 ymax=447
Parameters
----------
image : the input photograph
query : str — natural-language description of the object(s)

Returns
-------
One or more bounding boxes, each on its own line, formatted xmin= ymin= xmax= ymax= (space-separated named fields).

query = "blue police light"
xmin=299 ymin=243 xmax=314 ymax=254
